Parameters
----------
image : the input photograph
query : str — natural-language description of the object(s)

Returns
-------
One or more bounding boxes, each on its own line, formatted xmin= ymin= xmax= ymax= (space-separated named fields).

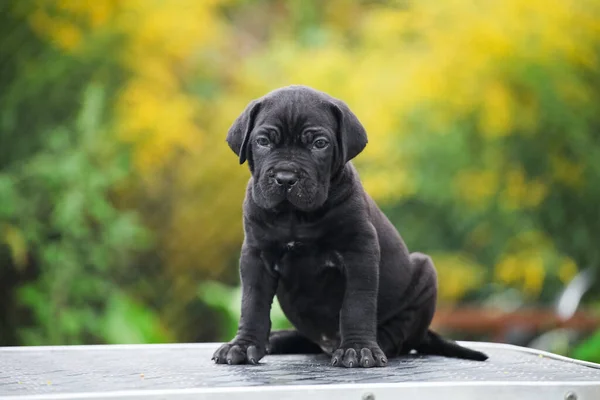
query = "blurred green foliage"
xmin=0 ymin=83 xmax=161 ymax=345
xmin=573 ymin=329 xmax=600 ymax=363
xmin=1 ymin=0 xmax=599 ymax=363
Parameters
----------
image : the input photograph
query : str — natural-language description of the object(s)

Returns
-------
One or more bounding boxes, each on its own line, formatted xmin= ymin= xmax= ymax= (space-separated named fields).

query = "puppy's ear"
xmin=226 ymin=99 xmax=262 ymax=165
xmin=330 ymin=100 xmax=368 ymax=163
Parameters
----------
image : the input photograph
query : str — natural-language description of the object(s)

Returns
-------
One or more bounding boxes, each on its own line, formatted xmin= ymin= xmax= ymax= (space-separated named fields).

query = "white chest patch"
xmin=324 ymin=251 xmax=343 ymax=268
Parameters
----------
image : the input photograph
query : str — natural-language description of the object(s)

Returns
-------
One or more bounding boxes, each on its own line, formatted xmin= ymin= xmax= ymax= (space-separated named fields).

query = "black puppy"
xmin=212 ymin=85 xmax=488 ymax=368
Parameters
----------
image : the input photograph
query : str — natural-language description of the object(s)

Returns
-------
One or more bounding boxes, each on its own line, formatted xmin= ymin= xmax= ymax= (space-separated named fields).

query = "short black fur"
xmin=214 ymin=85 xmax=488 ymax=368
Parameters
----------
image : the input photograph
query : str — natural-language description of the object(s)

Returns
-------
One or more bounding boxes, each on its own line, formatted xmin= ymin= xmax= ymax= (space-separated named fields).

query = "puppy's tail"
xmin=416 ymin=330 xmax=489 ymax=361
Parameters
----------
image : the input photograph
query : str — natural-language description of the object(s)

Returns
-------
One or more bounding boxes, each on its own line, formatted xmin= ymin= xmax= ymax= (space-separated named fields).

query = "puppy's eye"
xmin=256 ymin=137 xmax=271 ymax=147
xmin=313 ymin=138 xmax=329 ymax=149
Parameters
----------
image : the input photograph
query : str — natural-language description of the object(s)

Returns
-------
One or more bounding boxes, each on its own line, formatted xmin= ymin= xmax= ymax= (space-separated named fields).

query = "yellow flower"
xmin=29 ymin=9 xmax=81 ymax=51
xmin=525 ymin=180 xmax=548 ymax=208
xmin=558 ymin=258 xmax=578 ymax=284
xmin=495 ymin=250 xmax=547 ymax=297
xmin=479 ymin=81 xmax=513 ymax=138
xmin=495 ymin=255 xmax=520 ymax=285
xmin=522 ymin=253 xmax=546 ymax=296
xmin=455 ymin=170 xmax=499 ymax=206
xmin=432 ymin=252 xmax=485 ymax=303
xmin=550 ymin=155 xmax=584 ymax=188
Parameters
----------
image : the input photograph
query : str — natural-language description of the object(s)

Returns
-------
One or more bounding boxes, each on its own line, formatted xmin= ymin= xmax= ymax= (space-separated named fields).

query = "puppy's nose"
xmin=274 ymin=171 xmax=298 ymax=187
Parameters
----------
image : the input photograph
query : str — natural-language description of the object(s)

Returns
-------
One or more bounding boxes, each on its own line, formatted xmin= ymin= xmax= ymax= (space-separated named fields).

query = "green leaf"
xmin=77 ymin=83 xmax=105 ymax=140
xmin=572 ymin=329 xmax=600 ymax=363
xmin=0 ymin=174 xmax=18 ymax=218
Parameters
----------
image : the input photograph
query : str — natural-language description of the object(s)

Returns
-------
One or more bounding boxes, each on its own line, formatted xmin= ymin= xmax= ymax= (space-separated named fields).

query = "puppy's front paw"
xmin=212 ymin=339 xmax=266 ymax=365
xmin=331 ymin=342 xmax=387 ymax=368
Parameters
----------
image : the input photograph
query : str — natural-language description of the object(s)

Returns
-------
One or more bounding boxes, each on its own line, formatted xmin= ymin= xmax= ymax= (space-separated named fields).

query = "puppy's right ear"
xmin=226 ymin=99 xmax=262 ymax=165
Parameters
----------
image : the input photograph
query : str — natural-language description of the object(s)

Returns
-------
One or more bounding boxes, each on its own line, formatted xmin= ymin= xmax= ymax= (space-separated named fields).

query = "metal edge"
xmin=1 ymin=381 xmax=600 ymax=400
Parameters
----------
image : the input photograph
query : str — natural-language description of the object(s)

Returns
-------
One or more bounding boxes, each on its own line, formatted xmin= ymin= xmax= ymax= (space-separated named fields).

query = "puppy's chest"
xmin=274 ymin=245 xmax=346 ymax=333
xmin=257 ymin=214 xmax=343 ymax=277
xmin=270 ymin=242 xmax=344 ymax=281
xmin=259 ymin=210 xmax=329 ymax=243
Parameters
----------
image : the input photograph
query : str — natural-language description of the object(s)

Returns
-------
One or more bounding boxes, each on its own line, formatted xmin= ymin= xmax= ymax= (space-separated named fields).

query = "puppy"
xmin=212 ymin=85 xmax=488 ymax=368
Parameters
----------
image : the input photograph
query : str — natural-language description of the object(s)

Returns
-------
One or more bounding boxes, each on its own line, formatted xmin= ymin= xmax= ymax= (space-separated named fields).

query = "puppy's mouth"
xmin=272 ymin=181 xmax=311 ymax=205
xmin=254 ymin=175 xmax=324 ymax=212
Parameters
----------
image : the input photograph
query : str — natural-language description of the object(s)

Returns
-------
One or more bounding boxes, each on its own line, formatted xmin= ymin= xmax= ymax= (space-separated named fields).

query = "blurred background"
xmin=1 ymin=0 xmax=600 ymax=363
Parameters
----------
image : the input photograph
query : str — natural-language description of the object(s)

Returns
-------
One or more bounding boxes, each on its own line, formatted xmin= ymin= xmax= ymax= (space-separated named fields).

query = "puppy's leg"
xmin=378 ymin=252 xmax=437 ymax=357
xmin=212 ymin=245 xmax=278 ymax=365
xmin=378 ymin=303 xmax=434 ymax=357
xmin=267 ymin=330 xmax=323 ymax=354
xmin=331 ymin=234 xmax=388 ymax=368
xmin=378 ymin=252 xmax=488 ymax=361
xmin=407 ymin=253 xmax=487 ymax=360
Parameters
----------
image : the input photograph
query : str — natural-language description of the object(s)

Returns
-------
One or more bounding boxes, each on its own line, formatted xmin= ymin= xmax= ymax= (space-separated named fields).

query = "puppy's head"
xmin=226 ymin=85 xmax=367 ymax=211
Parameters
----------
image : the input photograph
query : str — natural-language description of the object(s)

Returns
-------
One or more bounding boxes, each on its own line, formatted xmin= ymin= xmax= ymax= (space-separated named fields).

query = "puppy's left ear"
xmin=226 ymin=99 xmax=262 ymax=165
xmin=330 ymin=99 xmax=368 ymax=163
